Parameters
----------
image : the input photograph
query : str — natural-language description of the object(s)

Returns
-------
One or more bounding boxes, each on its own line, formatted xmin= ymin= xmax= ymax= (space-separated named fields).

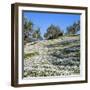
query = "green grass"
xmin=75 ymin=51 xmax=80 ymax=57
xmin=24 ymin=52 xmax=39 ymax=59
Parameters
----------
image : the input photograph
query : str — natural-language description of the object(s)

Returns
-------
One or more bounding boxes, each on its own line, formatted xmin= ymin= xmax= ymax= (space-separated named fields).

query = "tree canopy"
xmin=23 ymin=17 xmax=80 ymax=44
xmin=44 ymin=24 xmax=63 ymax=40
xmin=24 ymin=17 xmax=42 ymax=43
xmin=66 ymin=20 xmax=80 ymax=35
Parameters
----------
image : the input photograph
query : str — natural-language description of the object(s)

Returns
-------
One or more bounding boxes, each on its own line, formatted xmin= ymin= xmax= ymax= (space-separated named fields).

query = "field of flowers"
xmin=24 ymin=35 xmax=80 ymax=78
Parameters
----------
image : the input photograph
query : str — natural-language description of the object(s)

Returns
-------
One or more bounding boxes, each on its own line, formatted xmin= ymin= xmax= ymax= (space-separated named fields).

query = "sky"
xmin=23 ymin=11 xmax=80 ymax=37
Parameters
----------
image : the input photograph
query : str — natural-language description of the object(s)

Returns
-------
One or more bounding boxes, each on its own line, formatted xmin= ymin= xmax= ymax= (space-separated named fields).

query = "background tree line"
xmin=24 ymin=17 xmax=80 ymax=43
xmin=24 ymin=17 xmax=42 ymax=44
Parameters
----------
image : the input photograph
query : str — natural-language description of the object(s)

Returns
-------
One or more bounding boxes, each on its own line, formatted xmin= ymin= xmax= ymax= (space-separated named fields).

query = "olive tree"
xmin=66 ymin=20 xmax=80 ymax=35
xmin=44 ymin=24 xmax=63 ymax=40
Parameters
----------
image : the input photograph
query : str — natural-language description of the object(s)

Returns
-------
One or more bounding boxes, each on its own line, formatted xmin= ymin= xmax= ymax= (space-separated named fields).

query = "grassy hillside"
xmin=24 ymin=35 xmax=80 ymax=78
